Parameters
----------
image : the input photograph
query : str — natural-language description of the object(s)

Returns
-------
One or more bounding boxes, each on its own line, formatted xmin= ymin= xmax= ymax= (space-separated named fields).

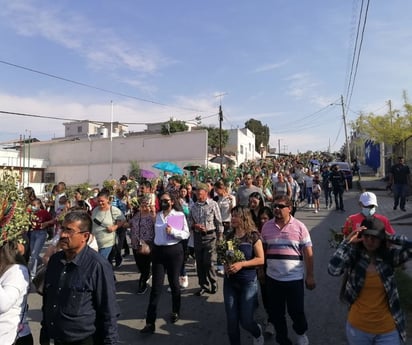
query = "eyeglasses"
xmin=273 ymin=204 xmax=289 ymax=209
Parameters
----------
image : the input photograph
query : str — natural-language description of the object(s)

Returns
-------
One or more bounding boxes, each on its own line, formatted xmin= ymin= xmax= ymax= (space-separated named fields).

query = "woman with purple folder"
xmin=140 ymin=192 xmax=190 ymax=334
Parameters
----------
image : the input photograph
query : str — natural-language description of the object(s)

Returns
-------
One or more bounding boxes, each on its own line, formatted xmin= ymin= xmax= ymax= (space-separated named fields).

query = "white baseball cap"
xmin=359 ymin=192 xmax=378 ymax=207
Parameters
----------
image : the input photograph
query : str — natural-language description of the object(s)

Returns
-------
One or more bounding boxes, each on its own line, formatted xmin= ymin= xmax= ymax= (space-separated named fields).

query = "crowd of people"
xmin=1 ymin=153 xmax=411 ymax=345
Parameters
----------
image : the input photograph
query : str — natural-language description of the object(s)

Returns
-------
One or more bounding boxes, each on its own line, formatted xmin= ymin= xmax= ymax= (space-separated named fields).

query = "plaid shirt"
xmin=328 ymin=236 xmax=410 ymax=342
xmin=189 ymin=199 xmax=223 ymax=234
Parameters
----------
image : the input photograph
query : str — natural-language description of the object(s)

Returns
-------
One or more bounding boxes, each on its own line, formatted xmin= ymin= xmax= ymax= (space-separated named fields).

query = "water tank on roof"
xmin=100 ymin=127 xmax=108 ymax=138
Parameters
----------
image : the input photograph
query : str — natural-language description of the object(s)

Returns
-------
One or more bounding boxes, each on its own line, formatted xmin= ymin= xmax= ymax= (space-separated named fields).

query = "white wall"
xmin=226 ymin=128 xmax=258 ymax=164
xmin=29 ymin=130 xmax=209 ymax=186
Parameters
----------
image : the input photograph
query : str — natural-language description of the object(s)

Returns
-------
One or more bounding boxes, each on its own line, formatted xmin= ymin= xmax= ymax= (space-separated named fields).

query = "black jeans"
xmin=146 ymin=242 xmax=184 ymax=324
xmin=109 ymin=227 xmax=128 ymax=265
xmin=54 ymin=335 xmax=94 ymax=345
xmin=132 ymin=248 xmax=152 ymax=288
xmin=266 ymin=277 xmax=308 ymax=345
xmin=15 ymin=333 xmax=34 ymax=345
xmin=333 ymin=187 xmax=344 ymax=210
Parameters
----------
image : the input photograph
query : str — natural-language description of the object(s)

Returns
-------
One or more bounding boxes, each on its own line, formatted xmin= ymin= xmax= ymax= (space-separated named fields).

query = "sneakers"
xmin=140 ymin=323 xmax=155 ymax=334
xmin=295 ymin=333 xmax=309 ymax=345
xmin=265 ymin=322 xmax=275 ymax=336
xmin=216 ymin=265 xmax=225 ymax=276
xmin=313 ymin=209 xmax=318 ymax=214
xmin=170 ymin=312 xmax=179 ymax=323
xmin=179 ymin=275 xmax=189 ymax=288
xmin=253 ymin=324 xmax=264 ymax=345
xmin=115 ymin=257 xmax=123 ymax=268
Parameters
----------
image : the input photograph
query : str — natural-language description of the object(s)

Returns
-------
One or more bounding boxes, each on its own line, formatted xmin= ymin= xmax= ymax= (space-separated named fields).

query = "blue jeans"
xmin=28 ymin=230 xmax=47 ymax=277
xmin=346 ymin=321 xmax=400 ymax=345
xmin=306 ymin=187 xmax=313 ymax=204
xmin=99 ymin=246 xmax=113 ymax=259
xmin=393 ymin=183 xmax=408 ymax=210
xmin=223 ymin=277 xmax=260 ymax=345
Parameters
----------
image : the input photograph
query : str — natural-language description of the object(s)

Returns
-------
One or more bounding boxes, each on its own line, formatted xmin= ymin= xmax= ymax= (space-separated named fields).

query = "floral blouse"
xmin=129 ymin=212 xmax=155 ymax=249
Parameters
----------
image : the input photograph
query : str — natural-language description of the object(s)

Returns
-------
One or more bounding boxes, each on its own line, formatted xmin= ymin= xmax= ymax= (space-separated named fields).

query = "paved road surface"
xmin=27 ymin=180 xmax=412 ymax=344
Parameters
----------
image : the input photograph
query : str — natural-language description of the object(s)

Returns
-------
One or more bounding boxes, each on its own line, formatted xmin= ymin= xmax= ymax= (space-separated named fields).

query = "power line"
xmin=0 ymin=59 xmax=203 ymax=113
xmin=344 ymin=0 xmax=370 ymax=111
xmin=0 ymin=109 xmax=218 ymax=127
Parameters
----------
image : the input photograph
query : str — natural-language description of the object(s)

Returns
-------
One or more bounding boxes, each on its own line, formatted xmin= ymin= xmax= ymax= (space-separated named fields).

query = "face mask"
xmin=93 ymin=193 xmax=98 ymax=198
xmin=161 ymin=201 xmax=170 ymax=210
xmin=31 ymin=206 xmax=39 ymax=212
xmin=361 ymin=207 xmax=376 ymax=217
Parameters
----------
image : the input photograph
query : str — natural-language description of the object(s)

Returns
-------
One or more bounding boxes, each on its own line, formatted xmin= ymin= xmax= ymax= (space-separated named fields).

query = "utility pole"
xmin=219 ymin=104 xmax=223 ymax=172
xmin=215 ymin=92 xmax=227 ymax=173
xmin=341 ymin=95 xmax=351 ymax=164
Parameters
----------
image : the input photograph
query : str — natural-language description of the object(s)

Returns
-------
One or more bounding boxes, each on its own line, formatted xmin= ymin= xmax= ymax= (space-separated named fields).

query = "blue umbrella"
xmin=152 ymin=161 xmax=183 ymax=175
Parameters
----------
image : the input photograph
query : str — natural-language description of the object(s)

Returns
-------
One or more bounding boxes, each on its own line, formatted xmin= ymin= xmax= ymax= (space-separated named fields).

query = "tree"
xmin=200 ymin=126 xmax=229 ymax=152
xmin=351 ymin=93 xmax=412 ymax=146
xmin=0 ymin=170 xmax=31 ymax=246
xmin=129 ymin=160 xmax=140 ymax=179
xmin=161 ymin=120 xmax=188 ymax=135
xmin=244 ymin=119 xmax=270 ymax=151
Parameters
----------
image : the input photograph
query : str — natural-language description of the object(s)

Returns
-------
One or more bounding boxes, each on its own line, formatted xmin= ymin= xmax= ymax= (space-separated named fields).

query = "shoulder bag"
xmin=136 ymin=215 xmax=152 ymax=255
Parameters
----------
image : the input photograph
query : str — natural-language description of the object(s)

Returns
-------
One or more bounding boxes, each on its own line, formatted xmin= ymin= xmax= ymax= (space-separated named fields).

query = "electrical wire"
xmin=343 ymin=0 xmax=370 ymax=111
xmin=0 ymin=59 xmax=204 ymax=113
xmin=346 ymin=0 xmax=370 ymax=110
xmin=0 ymin=109 xmax=220 ymax=127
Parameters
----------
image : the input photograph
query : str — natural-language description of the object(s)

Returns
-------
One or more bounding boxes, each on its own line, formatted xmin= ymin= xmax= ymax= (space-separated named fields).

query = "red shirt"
xmin=32 ymin=209 xmax=52 ymax=230
xmin=342 ymin=213 xmax=395 ymax=236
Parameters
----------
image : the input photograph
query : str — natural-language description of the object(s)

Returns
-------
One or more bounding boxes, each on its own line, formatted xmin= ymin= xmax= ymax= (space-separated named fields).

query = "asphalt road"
xmin=26 ymin=185 xmax=412 ymax=345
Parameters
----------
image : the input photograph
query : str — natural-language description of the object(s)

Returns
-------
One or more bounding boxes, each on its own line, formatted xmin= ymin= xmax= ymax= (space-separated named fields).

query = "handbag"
xmin=137 ymin=239 xmax=152 ymax=255
xmin=136 ymin=214 xmax=152 ymax=255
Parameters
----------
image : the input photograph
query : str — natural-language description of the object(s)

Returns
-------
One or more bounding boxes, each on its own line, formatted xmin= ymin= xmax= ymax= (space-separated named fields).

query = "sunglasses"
xmin=273 ymin=204 xmax=289 ymax=209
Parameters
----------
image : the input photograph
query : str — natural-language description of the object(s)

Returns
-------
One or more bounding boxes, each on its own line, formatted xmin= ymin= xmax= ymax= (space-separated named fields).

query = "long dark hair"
xmin=0 ymin=241 xmax=27 ymax=277
xmin=160 ymin=192 xmax=183 ymax=212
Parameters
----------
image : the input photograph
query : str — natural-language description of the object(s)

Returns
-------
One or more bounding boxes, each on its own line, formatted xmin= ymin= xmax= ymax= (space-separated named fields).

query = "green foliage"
xmin=202 ymin=126 xmax=229 ymax=151
xmin=351 ymin=92 xmax=412 ymax=146
xmin=66 ymin=183 xmax=93 ymax=200
xmin=161 ymin=120 xmax=189 ymax=135
xmin=0 ymin=170 xmax=31 ymax=246
xmin=245 ymin=118 xmax=270 ymax=151
xmin=102 ymin=179 xmax=117 ymax=195
xmin=216 ymin=237 xmax=246 ymax=265
xmin=129 ymin=160 xmax=140 ymax=179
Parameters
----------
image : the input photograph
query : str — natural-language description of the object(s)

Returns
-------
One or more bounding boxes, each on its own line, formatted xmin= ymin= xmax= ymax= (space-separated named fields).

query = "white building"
xmin=0 ymin=121 xmax=261 ymax=191
xmin=62 ymin=120 xmax=128 ymax=139
xmin=226 ymin=128 xmax=259 ymax=165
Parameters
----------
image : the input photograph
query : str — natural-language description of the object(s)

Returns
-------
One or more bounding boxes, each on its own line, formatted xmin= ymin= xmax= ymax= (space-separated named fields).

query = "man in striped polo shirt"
xmin=261 ymin=195 xmax=316 ymax=345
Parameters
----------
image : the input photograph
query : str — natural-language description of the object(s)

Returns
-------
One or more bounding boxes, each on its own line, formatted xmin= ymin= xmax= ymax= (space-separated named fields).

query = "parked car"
xmin=328 ymin=161 xmax=353 ymax=189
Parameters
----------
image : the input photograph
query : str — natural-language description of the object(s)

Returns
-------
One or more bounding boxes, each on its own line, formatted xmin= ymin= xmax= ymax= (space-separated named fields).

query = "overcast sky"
xmin=0 ymin=0 xmax=411 ymax=153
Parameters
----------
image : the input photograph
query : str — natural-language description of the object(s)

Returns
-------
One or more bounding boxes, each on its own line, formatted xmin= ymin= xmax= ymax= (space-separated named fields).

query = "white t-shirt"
xmin=0 ymin=264 xmax=30 ymax=344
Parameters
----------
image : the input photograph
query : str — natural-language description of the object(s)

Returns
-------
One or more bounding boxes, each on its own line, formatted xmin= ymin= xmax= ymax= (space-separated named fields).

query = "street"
xmin=27 ymin=184 xmax=412 ymax=344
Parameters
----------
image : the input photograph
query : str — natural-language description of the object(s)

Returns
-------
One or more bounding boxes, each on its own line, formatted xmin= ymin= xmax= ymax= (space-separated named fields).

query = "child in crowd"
xmin=312 ymin=178 xmax=321 ymax=213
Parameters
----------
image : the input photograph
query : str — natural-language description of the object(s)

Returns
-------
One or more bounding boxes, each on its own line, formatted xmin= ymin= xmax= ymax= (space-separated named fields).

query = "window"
xmin=240 ymin=145 xmax=244 ymax=154
xmin=77 ymin=126 xmax=82 ymax=133
xmin=249 ymin=143 xmax=251 ymax=151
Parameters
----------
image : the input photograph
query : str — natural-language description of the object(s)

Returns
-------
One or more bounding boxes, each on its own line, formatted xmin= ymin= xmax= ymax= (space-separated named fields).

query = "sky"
xmin=0 ymin=0 xmax=411 ymax=154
